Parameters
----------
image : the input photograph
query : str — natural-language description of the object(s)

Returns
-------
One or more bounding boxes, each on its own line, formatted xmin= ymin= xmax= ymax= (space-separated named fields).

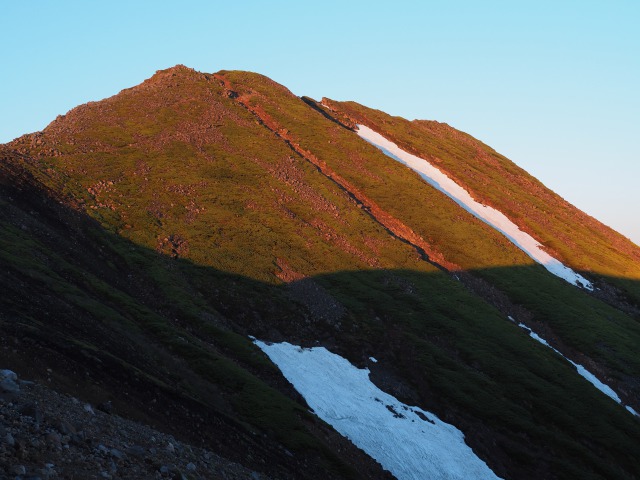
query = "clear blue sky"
xmin=2 ymin=1 xmax=639 ymax=244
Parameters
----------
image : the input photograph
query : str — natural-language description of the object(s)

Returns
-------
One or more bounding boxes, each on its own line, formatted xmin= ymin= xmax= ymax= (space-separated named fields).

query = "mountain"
xmin=2 ymin=64 xmax=640 ymax=479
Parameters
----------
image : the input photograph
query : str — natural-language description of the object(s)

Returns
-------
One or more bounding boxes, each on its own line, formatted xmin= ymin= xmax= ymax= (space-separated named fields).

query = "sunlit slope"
xmin=322 ymin=99 xmax=640 ymax=288
xmin=354 ymin=124 xmax=592 ymax=289
xmin=8 ymin=66 xmax=437 ymax=283
xmin=215 ymin=70 xmax=535 ymax=273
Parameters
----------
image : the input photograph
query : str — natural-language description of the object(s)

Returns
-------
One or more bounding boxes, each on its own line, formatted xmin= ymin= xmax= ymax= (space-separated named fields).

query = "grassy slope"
xmin=322 ymin=99 xmax=640 ymax=299
xmin=3 ymin=66 xmax=640 ymax=479
xmin=0 ymin=150 xmax=382 ymax=479
xmin=10 ymin=67 xmax=430 ymax=283
xmin=217 ymin=72 xmax=640 ymax=401
xmin=218 ymin=70 xmax=534 ymax=272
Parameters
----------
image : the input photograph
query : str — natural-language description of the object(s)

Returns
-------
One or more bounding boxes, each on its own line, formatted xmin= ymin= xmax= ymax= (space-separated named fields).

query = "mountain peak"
xmin=133 ymin=64 xmax=210 ymax=92
xmin=149 ymin=64 xmax=200 ymax=80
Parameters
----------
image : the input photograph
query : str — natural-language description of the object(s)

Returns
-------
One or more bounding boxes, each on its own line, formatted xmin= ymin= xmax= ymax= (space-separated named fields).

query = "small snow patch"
xmin=369 ymin=357 xmax=378 ymax=363
xmin=571 ymin=362 xmax=621 ymax=403
xmin=528 ymin=331 xmax=550 ymax=347
xmin=514 ymin=322 xmax=634 ymax=413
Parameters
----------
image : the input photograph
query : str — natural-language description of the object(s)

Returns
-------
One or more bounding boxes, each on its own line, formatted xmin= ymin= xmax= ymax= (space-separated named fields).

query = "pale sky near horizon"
xmin=2 ymin=1 xmax=639 ymax=244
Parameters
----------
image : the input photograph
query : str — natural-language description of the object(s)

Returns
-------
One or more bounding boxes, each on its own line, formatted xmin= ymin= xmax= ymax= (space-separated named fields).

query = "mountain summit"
xmin=2 ymin=65 xmax=640 ymax=479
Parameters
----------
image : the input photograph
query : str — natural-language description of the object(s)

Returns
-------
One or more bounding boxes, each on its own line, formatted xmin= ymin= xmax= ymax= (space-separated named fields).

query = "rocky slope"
xmin=0 ymin=369 xmax=266 ymax=479
xmin=2 ymin=65 xmax=640 ymax=479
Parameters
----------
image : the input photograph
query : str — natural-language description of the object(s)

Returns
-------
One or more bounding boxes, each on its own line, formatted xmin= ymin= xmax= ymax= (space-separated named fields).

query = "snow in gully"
xmin=356 ymin=125 xmax=593 ymax=291
xmin=357 ymin=124 xmax=637 ymax=414
xmin=508 ymin=317 xmax=638 ymax=416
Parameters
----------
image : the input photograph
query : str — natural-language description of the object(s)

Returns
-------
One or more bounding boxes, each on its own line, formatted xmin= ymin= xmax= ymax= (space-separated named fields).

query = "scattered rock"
xmin=0 ymin=369 xmax=20 ymax=393
xmin=109 ymin=447 xmax=125 ymax=460
xmin=19 ymin=402 xmax=43 ymax=424
xmin=0 ymin=369 xmax=18 ymax=381
xmin=0 ymin=368 xmax=271 ymax=479
xmin=56 ymin=419 xmax=76 ymax=435
xmin=11 ymin=464 xmax=26 ymax=475
xmin=45 ymin=431 xmax=62 ymax=449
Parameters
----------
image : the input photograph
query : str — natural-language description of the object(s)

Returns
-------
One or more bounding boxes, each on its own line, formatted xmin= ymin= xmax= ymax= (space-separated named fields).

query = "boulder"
xmin=0 ymin=369 xmax=20 ymax=393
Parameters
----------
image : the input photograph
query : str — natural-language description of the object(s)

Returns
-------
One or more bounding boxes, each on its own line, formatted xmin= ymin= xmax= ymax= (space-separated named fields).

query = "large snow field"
xmin=254 ymin=340 xmax=502 ymax=480
xmin=356 ymin=125 xmax=593 ymax=290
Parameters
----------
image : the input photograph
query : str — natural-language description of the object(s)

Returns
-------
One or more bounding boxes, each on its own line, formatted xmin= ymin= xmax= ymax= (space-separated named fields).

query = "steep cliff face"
xmin=2 ymin=65 xmax=640 ymax=479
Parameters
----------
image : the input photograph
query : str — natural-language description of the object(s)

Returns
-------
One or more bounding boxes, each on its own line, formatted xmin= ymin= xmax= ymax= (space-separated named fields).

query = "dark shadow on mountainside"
xmin=2 ymin=159 xmax=640 ymax=480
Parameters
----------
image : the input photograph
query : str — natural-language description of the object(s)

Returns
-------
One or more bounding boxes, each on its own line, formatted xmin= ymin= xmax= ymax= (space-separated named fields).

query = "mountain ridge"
xmin=319 ymin=97 xmax=640 ymax=268
xmin=2 ymin=65 xmax=640 ymax=479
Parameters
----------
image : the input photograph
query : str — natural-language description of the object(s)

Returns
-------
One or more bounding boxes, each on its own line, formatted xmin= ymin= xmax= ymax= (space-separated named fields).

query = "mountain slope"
xmin=2 ymin=65 xmax=640 ymax=479
xmin=320 ymin=98 xmax=640 ymax=296
xmin=0 ymin=148 xmax=389 ymax=479
xmin=212 ymin=69 xmax=640 ymax=406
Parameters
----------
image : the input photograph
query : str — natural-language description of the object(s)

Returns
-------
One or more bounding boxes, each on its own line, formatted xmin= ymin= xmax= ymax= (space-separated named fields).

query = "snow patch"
xmin=356 ymin=125 xmax=593 ymax=290
xmin=518 ymin=323 xmax=551 ymax=347
xmin=369 ymin=356 xmax=378 ymax=363
xmin=514 ymin=321 xmax=635 ymax=412
xmin=254 ymin=340 xmax=501 ymax=480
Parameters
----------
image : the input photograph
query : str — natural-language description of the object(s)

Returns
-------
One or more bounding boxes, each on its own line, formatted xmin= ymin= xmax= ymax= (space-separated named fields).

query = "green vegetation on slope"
xmin=0 ymin=151 xmax=373 ymax=479
xmin=216 ymin=71 xmax=640 ymax=403
xmin=323 ymin=99 xmax=640 ymax=295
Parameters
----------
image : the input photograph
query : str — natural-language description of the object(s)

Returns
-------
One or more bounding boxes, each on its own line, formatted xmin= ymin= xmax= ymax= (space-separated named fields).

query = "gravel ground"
xmin=0 ymin=369 xmax=267 ymax=479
